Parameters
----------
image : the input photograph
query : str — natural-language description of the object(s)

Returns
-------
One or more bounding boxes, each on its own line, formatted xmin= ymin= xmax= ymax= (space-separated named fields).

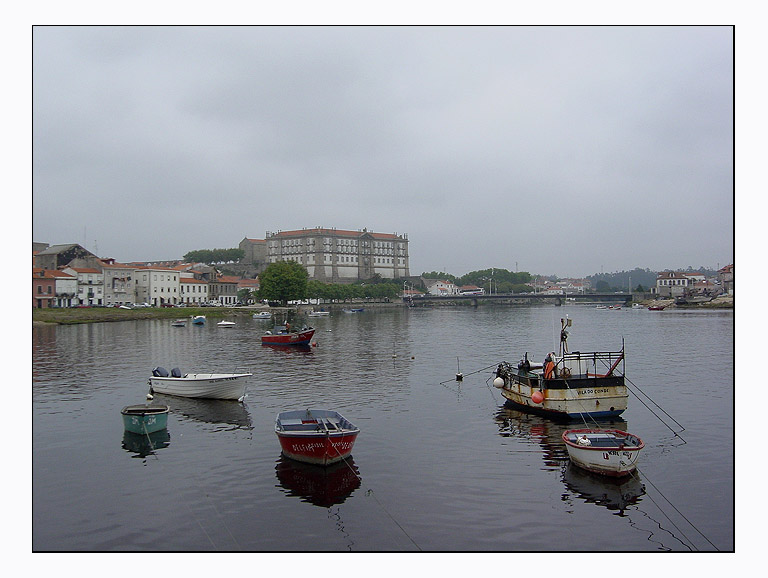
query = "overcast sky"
xmin=32 ymin=25 xmax=733 ymax=278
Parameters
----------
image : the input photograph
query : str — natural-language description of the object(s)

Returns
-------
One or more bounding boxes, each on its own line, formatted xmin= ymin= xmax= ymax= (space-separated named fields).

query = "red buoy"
xmin=532 ymin=391 xmax=544 ymax=404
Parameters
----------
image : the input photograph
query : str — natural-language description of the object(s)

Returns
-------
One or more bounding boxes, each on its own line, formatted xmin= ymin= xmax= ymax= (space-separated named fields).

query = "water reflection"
xmin=493 ymin=407 xmax=643 ymax=508
xmin=275 ymin=456 xmax=362 ymax=507
xmin=561 ymin=462 xmax=645 ymax=515
xmin=151 ymin=394 xmax=252 ymax=430
xmin=121 ymin=430 xmax=171 ymax=458
xmin=261 ymin=344 xmax=314 ymax=354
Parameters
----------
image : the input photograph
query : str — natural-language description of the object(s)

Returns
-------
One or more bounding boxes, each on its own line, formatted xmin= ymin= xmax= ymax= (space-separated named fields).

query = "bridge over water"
xmin=403 ymin=292 xmax=635 ymax=306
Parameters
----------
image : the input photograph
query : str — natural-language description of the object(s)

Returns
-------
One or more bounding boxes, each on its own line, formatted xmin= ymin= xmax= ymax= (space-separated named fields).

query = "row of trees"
xmin=239 ymin=261 xmax=403 ymax=305
xmin=421 ymin=268 xmax=534 ymax=294
xmin=183 ymin=248 xmax=245 ymax=264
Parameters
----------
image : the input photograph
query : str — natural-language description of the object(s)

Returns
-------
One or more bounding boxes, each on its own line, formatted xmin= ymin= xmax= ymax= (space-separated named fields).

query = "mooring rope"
xmin=627 ymin=466 xmax=719 ymax=551
xmin=625 ymin=376 xmax=686 ymax=438
xmin=325 ymin=431 xmax=422 ymax=551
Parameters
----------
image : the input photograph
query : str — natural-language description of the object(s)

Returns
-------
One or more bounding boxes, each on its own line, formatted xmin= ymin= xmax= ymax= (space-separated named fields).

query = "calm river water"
xmin=32 ymin=304 xmax=734 ymax=552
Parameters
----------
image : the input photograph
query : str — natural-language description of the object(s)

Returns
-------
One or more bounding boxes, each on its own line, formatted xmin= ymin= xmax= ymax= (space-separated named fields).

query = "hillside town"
xmin=32 ymin=240 xmax=734 ymax=309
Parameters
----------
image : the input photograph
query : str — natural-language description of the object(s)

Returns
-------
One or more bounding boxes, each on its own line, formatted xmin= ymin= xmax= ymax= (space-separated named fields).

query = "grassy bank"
xmin=32 ymin=306 xmax=263 ymax=325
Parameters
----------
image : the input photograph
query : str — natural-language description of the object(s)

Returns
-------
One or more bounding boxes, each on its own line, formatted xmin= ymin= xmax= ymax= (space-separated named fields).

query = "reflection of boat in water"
xmin=493 ymin=317 xmax=628 ymax=420
xmin=122 ymin=429 xmax=171 ymax=458
xmin=150 ymin=393 xmax=252 ymax=429
xmin=494 ymin=407 xmax=644 ymax=513
xmin=275 ymin=456 xmax=361 ymax=507
xmin=262 ymin=343 xmax=314 ymax=354
xmin=562 ymin=461 xmax=645 ymax=514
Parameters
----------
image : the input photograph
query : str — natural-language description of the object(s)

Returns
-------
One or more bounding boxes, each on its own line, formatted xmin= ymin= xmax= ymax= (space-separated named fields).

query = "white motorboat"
xmin=149 ymin=366 xmax=251 ymax=400
xmin=253 ymin=311 xmax=272 ymax=319
xmin=217 ymin=320 xmax=236 ymax=328
xmin=307 ymin=309 xmax=330 ymax=317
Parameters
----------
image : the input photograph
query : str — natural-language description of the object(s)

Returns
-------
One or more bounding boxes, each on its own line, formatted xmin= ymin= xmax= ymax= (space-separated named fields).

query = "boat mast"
xmin=559 ymin=317 xmax=571 ymax=356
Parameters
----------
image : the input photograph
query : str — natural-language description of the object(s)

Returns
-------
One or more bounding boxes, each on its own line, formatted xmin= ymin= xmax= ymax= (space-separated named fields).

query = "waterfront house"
xmin=32 ymin=268 xmax=56 ymax=308
xmin=719 ymin=264 xmax=734 ymax=295
xmin=654 ymin=271 xmax=696 ymax=297
xmin=48 ymin=269 xmax=78 ymax=308
xmin=62 ymin=267 xmax=105 ymax=306
xmin=133 ymin=267 xmax=181 ymax=306
xmin=179 ymin=277 xmax=209 ymax=305
xmin=209 ymin=275 xmax=240 ymax=305
xmin=101 ymin=261 xmax=136 ymax=306
xmin=423 ymin=279 xmax=459 ymax=296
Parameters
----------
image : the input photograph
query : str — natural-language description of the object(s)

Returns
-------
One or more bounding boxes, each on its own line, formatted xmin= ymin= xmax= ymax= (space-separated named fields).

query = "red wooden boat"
xmin=261 ymin=325 xmax=315 ymax=346
xmin=648 ymin=305 xmax=666 ymax=311
xmin=275 ymin=409 xmax=360 ymax=466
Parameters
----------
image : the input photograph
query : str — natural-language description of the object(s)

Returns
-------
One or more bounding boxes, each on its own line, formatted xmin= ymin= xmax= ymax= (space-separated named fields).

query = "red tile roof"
xmin=272 ymin=228 xmax=403 ymax=240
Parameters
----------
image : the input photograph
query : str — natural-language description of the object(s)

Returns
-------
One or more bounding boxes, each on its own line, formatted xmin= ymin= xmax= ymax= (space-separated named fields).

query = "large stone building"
xmin=262 ymin=227 xmax=410 ymax=283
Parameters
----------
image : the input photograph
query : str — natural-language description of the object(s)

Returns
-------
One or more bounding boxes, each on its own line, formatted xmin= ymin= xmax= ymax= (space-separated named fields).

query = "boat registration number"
xmin=578 ymin=388 xmax=611 ymax=395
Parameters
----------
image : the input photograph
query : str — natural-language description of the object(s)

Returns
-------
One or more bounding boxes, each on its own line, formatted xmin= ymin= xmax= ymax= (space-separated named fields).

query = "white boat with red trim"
xmin=562 ymin=428 xmax=644 ymax=477
xmin=275 ymin=409 xmax=359 ymax=466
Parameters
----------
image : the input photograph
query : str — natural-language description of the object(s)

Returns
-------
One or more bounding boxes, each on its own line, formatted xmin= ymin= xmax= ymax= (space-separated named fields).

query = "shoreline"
xmin=32 ymin=296 xmax=733 ymax=326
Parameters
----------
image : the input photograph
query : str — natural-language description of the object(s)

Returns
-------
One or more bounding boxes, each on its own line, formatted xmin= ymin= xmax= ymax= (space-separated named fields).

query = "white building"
xmin=49 ymin=270 xmax=78 ymax=307
xmin=62 ymin=267 xmax=104 ymax=306
xmin=654 ymin=271 xmax=693 ymax=297
xmin=423 ymin=279 xmax=459 ymax=296
xmin=180 ymin=277 xmax=209 ymax=305
xmin=134 ymin=267 xmax=181 ymax=306
xmin=265 ymin=227 xmax=410 ymax=283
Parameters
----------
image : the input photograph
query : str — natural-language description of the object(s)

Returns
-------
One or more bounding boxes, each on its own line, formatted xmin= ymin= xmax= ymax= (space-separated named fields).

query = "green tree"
xmin=237 ymin=288 xmax=253 ymax=303
xmin=183 ymin=248 xmax=245 ymax=264
xmin=258 ymin=261 xmax=309 ymax=305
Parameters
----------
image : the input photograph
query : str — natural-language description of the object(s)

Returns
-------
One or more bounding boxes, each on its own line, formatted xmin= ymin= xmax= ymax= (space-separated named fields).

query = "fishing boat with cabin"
xmin=262 ymin=324 xmax=315 ymax=346
xmin=493 ymin=317 xmax=628 ymax=420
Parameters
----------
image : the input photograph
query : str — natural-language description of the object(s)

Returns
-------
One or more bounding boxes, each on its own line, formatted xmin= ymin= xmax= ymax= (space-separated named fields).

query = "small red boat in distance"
xmin=261 ymin=325 xmax=315 ymax=346
xmin=275 ymin=409 xmax=360 ymax=466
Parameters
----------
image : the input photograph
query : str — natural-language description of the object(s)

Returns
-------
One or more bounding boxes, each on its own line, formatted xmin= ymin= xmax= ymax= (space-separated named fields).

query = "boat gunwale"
xmin=562 ymin=428 xmax=644 ymax=451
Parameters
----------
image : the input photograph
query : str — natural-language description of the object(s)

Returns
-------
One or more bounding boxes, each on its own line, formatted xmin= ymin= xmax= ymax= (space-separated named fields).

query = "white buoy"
xmin=493 ymin=377 xmax=505 ymax=389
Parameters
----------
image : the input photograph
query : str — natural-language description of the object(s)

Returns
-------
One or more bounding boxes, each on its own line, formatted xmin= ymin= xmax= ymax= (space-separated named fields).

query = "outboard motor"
xmin=152 ymin=366 xmax=169 ymax=377
xmin=171 ymin=367 xmax=182 ymax=378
